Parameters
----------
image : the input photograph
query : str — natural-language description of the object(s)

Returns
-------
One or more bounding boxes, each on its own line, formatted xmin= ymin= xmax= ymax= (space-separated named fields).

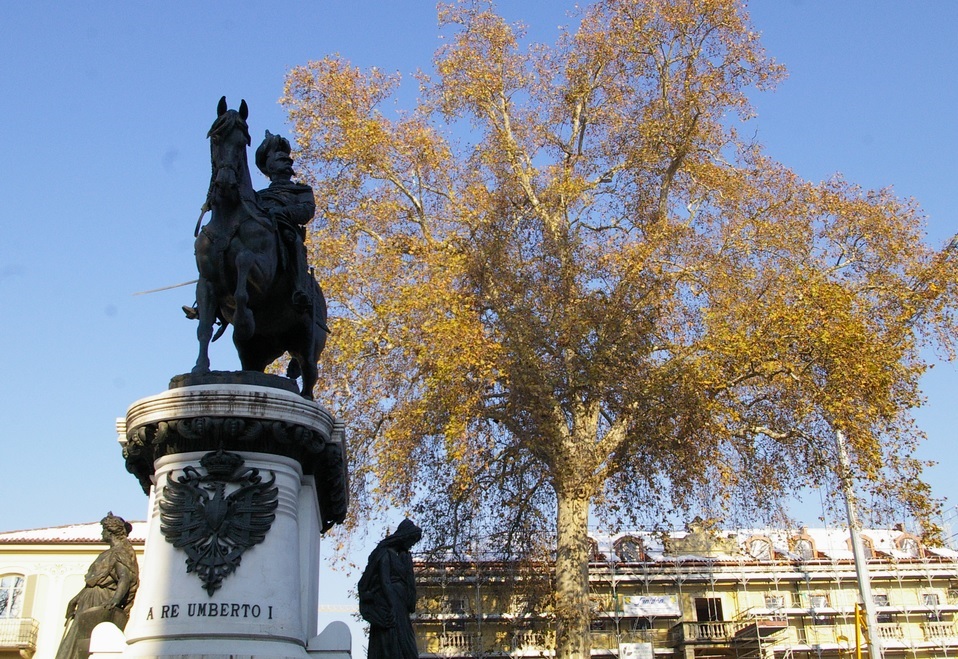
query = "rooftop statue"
xmin=55 ymin=513 xmax=139 ymax=659
xmin=190 ymin=97 xmax=328 ymax=399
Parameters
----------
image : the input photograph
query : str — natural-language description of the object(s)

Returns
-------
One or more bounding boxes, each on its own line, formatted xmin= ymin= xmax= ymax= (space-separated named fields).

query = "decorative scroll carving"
xmin=160 ymin=450 xmax=278 ymax=595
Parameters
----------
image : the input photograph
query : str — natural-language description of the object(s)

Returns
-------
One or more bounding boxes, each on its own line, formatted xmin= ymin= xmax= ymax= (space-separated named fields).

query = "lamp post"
xmin=835 ymin=428 xmax=884 ymax=659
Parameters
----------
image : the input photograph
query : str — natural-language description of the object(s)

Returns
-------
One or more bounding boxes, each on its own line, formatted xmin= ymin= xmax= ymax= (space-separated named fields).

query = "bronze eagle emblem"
xmin=159 ymin=449 xmax=278 ymax=595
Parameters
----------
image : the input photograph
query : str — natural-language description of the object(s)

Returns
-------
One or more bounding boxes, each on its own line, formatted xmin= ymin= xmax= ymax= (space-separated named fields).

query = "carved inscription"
xmin=145 ymin=603 xmax=274 ymax=620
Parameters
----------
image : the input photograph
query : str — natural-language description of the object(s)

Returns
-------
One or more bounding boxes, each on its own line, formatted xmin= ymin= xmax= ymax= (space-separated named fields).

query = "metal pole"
xmin=855 ymin=604 xmax=863 ymax=659
xmin=835 ymin=429 xmax=884 ymax=659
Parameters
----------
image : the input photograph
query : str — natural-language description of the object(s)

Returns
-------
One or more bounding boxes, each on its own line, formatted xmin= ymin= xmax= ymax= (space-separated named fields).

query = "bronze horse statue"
xmin=191 ymin=97 xmax=327 ymax=399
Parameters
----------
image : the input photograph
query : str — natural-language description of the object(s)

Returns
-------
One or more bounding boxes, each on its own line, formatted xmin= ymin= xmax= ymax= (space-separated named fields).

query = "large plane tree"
xmin=282 ymin=1 xmax=958 ymax=656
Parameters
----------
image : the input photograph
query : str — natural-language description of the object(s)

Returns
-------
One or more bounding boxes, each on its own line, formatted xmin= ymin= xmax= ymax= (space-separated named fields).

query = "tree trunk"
xmin=554 ymin=489 xmax=591 ymax=659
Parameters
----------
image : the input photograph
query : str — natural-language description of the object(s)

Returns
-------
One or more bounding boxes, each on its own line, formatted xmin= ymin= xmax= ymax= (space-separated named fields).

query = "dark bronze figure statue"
xmin=255 ymin=131 xmax=315 ymax=314
xmin=191 ymin=97 xmax=328 ymax=399
xmin=55 ymin=513 xmax=139 ymax=659
xmin=359 ymin=519 xmax=423 ymax=659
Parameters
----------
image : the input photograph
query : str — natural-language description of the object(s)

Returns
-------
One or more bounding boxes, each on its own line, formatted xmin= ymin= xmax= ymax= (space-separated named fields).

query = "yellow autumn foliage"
xmin=281 ymin=2 xmax=958 ymax=657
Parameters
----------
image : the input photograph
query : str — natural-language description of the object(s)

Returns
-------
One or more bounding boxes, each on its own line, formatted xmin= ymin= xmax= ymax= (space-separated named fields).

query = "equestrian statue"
xmin=189 ymin=96 xmax=328 ymax=399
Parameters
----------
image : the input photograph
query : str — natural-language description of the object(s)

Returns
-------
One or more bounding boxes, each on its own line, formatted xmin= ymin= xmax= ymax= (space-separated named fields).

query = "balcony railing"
xmin=671 ymin=621 xmax=726 ymax=644
xmin=420 ymin=629 xmax=557 ymax=656
xmin=922 ymin=621 xmax=958 ymax=640
xmin=590 ymin=628 xmax=669 ymax=651
xmin=670 ymin=620 xmax=788 ymax=645
xmin=0 ymin=618 xmax=39 ymax=653
xmin=875 ymin=623 xmax=904 ymax=640
xmin=436 ymin=632 xmax=479 ymax=655
xmin=513 ymin=630 xmax=553 ymax=651
xmin=617 ymin=629 xmax=670 ymax=646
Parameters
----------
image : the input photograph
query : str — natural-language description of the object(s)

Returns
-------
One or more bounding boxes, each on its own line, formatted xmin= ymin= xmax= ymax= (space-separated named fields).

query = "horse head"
xmin=206 ymin=97 xmax=253 ymax=208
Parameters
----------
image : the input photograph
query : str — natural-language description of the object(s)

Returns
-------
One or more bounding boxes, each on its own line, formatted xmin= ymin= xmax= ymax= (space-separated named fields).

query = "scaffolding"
xmin=413 ymin=527 xmax=958 ymax=659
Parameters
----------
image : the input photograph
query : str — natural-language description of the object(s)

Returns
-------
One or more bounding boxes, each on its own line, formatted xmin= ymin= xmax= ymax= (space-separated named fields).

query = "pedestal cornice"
xmin=120 ymin=375 xmax=347 ymax=532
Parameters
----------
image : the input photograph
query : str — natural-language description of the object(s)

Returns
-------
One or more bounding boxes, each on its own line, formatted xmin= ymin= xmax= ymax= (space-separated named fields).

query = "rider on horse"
xmin=185 ymin=130 xmax=316 ymax=320
xmin=188 ymin=98 xmax=328 ymax=399
xmin=255 ymin=131 xmax=315 ymax=314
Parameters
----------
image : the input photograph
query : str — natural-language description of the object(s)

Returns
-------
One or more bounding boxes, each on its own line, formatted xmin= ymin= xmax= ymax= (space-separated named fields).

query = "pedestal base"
xmin=91 ymin=622 xmax=351 ymax=659
xmin=117 ymin=379 xmax=350 ymax=659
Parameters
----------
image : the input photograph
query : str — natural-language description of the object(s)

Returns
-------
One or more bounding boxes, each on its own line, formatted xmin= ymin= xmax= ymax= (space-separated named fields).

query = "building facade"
xmin=5 ymin=520 xmax=956 ymax=659
xmin=0 ymin=522 xmax=146 ymax=659
xmin=413 ymin=523 xmax=958 ymax=659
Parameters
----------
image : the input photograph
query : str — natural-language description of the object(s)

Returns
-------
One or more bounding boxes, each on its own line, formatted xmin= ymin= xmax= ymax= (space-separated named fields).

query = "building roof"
xmin=594 ymin=525 xmax=937 ymax=562
xmin=0 ymin=521 xmax=147 ymax=544
xmin=415 ymin=524 xmax=949 ymax=565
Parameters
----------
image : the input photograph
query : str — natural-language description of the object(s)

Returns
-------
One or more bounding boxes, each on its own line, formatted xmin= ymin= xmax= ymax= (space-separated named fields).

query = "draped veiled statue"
xmin=359 ymin=519 xmax=423 ymax=659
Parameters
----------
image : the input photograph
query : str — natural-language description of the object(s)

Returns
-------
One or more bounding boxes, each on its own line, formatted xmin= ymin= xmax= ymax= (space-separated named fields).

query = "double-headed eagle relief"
xmin=159 ymin=450 xmax=278 ymax=595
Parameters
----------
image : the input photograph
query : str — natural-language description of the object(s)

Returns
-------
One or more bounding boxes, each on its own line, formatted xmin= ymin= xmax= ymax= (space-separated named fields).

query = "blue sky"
xmin=2 ymin=0 xmax=957 ymax=627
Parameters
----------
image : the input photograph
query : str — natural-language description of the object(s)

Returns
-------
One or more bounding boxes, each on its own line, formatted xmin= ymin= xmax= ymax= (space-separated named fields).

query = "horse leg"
xmin=299 ymin=357 xmax=318 ymax=401
xmin=232 ymin=249 xmax=256 ymax=341
xmin=192 ymin=277 xmax=216 ymax=374
xmin=289 ymin=286 xmax=328 ymax=399
xmin=295 ymin=316 xmax=325 ymax=400
xmin=236 ymin=344 xmax=273 ymax=373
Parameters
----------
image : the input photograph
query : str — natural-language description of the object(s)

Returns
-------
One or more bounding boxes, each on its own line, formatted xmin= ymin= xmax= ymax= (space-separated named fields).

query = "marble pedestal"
xmin=115 ymin=374 xmax=349 ymax=659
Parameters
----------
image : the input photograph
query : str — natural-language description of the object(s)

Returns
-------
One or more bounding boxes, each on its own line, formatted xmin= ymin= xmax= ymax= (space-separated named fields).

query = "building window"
xmin=809 ymin=594 xmax=828 ymax=609
xmin=588 ymin=538 xmax=605 ymax=562
xmin=631 ymin=617 xmax=652 ymax=631
xmin=873 ymin=593 xmax=892 ymax=623
xmin=614 ymin=536 xmax=645 ymax=562
xmin=897 ymin=535 xmax=921 ymax=558
xmin=847 ymin=535 xmax=875 ymax=558
xmin=509 ymin=594 xmax=533 ymax=616
xmin=809 ymin=593 xmax=829 ymax=625
xmin=589 ymin=594 xmax=608 ymax=615
xmin=0 ymin=576 xmax=24 ymax=619
xmin=924 ymin=593 xmax=942 ymax=622
xmin=747 ymin=537 xmax=773 ymax=561
xmin=765 ymin=594 xmax=786 ymax=610
xmin=791 ymin=535 xmax=816 ymax=561
xmin=695 ymin=597 xmax=723 ymax=622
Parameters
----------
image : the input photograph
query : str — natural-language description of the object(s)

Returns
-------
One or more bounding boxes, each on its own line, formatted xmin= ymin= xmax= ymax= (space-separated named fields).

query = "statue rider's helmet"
xmin=255 ymin=130 xmax=293 ymax=178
